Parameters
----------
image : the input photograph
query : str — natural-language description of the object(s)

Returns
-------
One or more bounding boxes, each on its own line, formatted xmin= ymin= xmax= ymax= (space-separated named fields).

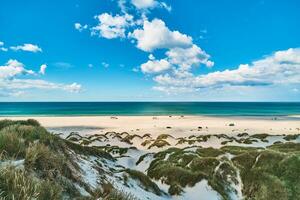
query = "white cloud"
xmin=74 ymin=23 xmax=88 ymax=32
xmin=63 ymin=82 xmax=82 ymax=93
xmin=130 ymin=19 xmax=192 ymax=52
xmin=54 ymin=62 xmax=73 ymax=68
xmin=148 ymin=54 xmax=155 ymax=60
xmin=132 ymin=67 xmax=139 ymax=72
xmin=130 ymin=0 xmax=171 ymax=11
xmin=92 ymin=13 xmax=134 ymax=39
xmin=135 ymin=23 xmax=213 ymax=75
xmin=153 ymin=85 xmax=195 ymax=94
xmin=0 ymin=41 xmax=8 ymax=52
xmin=101 ymin=62 xmax=109 ymax=68
xmin=10 ymin=43 xmax=42 ymax=53
xmin=0 ymin=59 xmax=34 ymax=79
xmin=39 ymin=64 xmax=47 ymax=75
xmin=0 ymin=90 xmax=25 ymax=97
xmin=0 ymin=59 xmax=81 ymax=97
xmin=153 ymin=48 xmax=300 ymax=93
xmin=131 ymin=0 xmax=156 ymax=9
xmin=1 ymin=79 xmax=81 ymax=93
xmin=81 ymin=1 xmax=214 ymax=92
xmin=273 ymin=48 xmax=300 ymax=64
xmin=166 ymin=44 xmax=214 ymax=70
xmin=141 ymin=59 xmax=171 ymax=73
xmin=160 ymin=2 xmax=171 ymax=12
xmin=0 ymin=47 xmax=8 ymax=52
xmin=118 ymin=0 xmax=127 ymax=13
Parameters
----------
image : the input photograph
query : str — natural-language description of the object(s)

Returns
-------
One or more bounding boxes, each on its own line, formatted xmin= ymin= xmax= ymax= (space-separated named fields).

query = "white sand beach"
xmin=1 ymin=115 xmax=300 ymax=137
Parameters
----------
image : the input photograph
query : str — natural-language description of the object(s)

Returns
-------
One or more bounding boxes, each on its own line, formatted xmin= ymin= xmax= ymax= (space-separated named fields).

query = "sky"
xmin=0 ymin=0 xmax=300 ymax=101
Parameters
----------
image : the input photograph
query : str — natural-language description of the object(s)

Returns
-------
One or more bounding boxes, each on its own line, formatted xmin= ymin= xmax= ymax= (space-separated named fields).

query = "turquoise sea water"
xmin=0 ymin=102 xmax=300 ymax=116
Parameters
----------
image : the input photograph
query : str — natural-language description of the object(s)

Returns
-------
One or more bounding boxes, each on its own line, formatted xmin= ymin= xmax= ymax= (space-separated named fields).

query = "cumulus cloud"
xmin=0 ymin=59 xmax=81 ymax=97
xmin=166 ymin=45 xmax=214 ymax=70
xmin=0 ymin=41 xmax=8 ymax=52
xmin=91 ymin=13 xmax=134 ymax=39
xmin=130 ymin=19 xmax=192 ymax=52
xmin=130 ymin=0 xmax=171 ymax=11
xmin=153 ymin=48 xmax=300 ymax=93
xmin=131 ymin=0 xmax=156 ymax=9
xmin=141 ymin=59 xmax=171 ymax=73
xmin=74 ymin=23 xmax=88 ymax=32
xmin=39 ymin=64 xmax=47 ymax=75
xmin=81 ymin=1 xmax=213 ymax=92
xmin=0 ymin=59 xmax=34 ymax=79
xmin=10 ymin=43 xmax=42 ymax=52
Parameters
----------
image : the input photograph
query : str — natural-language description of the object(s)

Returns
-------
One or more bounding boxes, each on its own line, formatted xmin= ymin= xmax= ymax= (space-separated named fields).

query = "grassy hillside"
xmin=0 ymin=119 xmax=136 ymax=200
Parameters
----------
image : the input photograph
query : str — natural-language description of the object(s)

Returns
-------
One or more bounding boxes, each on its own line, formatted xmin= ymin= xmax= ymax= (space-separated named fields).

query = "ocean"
xmin=0 ymin=102 xmax=300 ymax=116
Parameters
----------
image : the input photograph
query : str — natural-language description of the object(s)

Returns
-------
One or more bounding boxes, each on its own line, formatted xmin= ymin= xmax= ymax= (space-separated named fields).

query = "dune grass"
xmin=0 ymin=166 xmax=62 ymax=200
xmin=125 ymin=169 xmax=162 ymax=195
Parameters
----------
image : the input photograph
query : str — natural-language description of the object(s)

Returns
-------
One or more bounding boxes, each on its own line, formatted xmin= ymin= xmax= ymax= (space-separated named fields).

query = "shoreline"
xmin=1 ymin=115 xmax=300 ymax=136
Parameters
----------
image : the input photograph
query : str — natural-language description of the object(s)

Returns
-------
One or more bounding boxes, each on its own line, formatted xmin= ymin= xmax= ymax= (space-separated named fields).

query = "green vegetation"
xmin=196 ymin=147 xmax=224 ymax=157
xmin=148 ymin=139 xmax=170 ymax=149
xmin=232 ymin=144 xmax=300 ymax=200
xmin=146 ymin=147 xmax=235 ymax=199
xmin=0 ymin=166 xmax=62 ymax=200
xmin=0 ymin=129 xmax=26 ymax=158
xmin=0 ymin=119 xmax=134 ymax=200
xmin=80 ymin=182 xmax=139 ymax=200
xmin=237 ymin=132 xmax=249 ymax=137
xmin=146 ymin=143 xmax=300 ymax=200
xmin=250 ymin=133 xmax=269 ymax=140
xmin=168 ymin=183 xmax=183 ymax=195
xmin=283 ymin=134 xmax=300 ymax=141
xmin=156 ymin=134 xmax=173 ymax=140
xmin=1 ymin=119 xmax=300 ymax=200
xmin=125 ymin=169 xmax=162 ymax=195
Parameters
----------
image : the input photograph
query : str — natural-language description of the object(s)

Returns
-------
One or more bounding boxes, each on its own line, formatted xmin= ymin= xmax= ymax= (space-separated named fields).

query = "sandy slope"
xmin=1 ymin=115 xmax=300 ymax=137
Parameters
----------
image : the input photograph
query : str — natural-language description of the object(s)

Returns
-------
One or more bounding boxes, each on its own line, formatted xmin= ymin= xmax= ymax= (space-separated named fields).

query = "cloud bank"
xmin=0 ymin=60 xmax=81 ymax=97
xmin=10 ymin=43 xmax=42 ymax=53
xmin=153 ymin=48 xmax=300 ymax=93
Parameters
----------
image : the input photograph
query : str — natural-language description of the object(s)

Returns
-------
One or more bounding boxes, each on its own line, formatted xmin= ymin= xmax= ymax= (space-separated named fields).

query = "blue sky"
xmin=0 ymin=0 xmax=300 ymax=101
